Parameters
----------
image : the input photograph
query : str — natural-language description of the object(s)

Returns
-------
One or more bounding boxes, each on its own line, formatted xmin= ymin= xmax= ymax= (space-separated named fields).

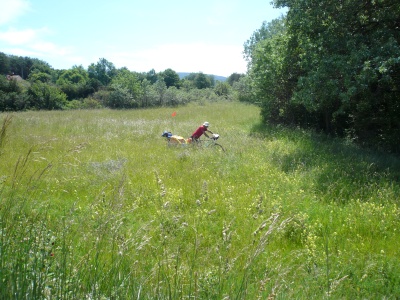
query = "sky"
xmin=0 ymin=0 xmax=286 ymax=77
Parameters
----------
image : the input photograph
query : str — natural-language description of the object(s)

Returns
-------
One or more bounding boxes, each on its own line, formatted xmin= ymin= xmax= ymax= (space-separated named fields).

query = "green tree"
xmin=154 ymin=80 xmax=167 ymax=106
xmin=246 ymin=17 xmax=294 ymax=123
xmin=105 ymin=84 xmax=137 ymax=109
xmin=0 ymin=75 xmax=30 ymax=111
xmin=232 ymin=75 xmax=254 ymax=103
xmin=246 ymin=0 xmax=400 ymax=151
xmin=56 ymin=65 xmax=93 ymax=100
xmin=88 ymin=58 xmax=116 ymax=86
xmin=0 ymin=52 xmax=10 ymax=75
xmin=28 ymin=82 xmax=67 ymax=110
xmin=28 ymin=72 xmax=52 ymax=83
xmin=227 ymin=73 xmax=244 ymax=86
xmin=194 ymin=72 xmax=212 ymax=89
xmin=146 ymin=69 xmax=158 ymax=84
xmin=139 ymin=79 xmax=158 ymax=107
xmin=111 ymin=68 xmax=141 ymax=99
xmin=180 ymin=79 xmax=194 ymax=92
xmin=160 ymin=68 xmax=180 ymax=88
xmin=214 ymin=81 xmax=231 ymax=98
xmin=29 ymin=60 xmax=53 ymax=76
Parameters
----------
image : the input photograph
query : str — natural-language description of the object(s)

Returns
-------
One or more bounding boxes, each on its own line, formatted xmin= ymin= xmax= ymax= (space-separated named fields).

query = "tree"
xmin=28 ymin=82 xmax=67 ymax=110
xmin=139 ymin=79 xmax=159 ymax=107
xmin=106 ymin=84 xmax=137 ymax=109
xmin=194 ymin=72 xmax=212 ymax=89
xmin=154 ymin=80 xmax=167 ymax=106
xmin=0 ymin=75 xmax=30 ymax=111
xmin=246 ymin=17 xmax=293 ymax=122
xmin=214 ymin=81 xmax=231 ymax=98
xmin=232 ymin=76 xmax=254 ymax=103
xmin=111 ymin=68 xmax=141 ymax=99
xmin=180 ymin=79 xmax=194 ymax=92
xmin=146 ymin=69 xmax=158 ymax=84
xmin=0 ymin=52 xmax=10 ymax=75
xmin=56 ymin=65 xmax=93 ymax=100
xmin=88 ymin=58 xmax=116 ymax=86
xmin=160 ymin=68 xmax=180 ymax=88
xmin=8 ymin=55 xmax=33 ymax=79
xmin=29 ymin=60 xmax=53 ymax=76
xmin=227 ymin=73 xmax=244 ymax=86
xmin=28 ymin=72 xmax=52 ymax=83
xmin=248 ymin=0 xmax=400 ymax=151
xmin=164 ymin=86 xmax=182 ymax=106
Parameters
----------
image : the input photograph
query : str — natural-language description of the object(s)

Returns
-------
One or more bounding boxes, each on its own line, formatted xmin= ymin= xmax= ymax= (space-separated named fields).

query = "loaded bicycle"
xmin=161 ymin=131 xmax=225 ymax=152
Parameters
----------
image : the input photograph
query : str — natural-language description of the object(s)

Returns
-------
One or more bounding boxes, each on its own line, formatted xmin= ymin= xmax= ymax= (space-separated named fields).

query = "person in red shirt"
xmin=191 ymin=121 xmax=214 ymax=141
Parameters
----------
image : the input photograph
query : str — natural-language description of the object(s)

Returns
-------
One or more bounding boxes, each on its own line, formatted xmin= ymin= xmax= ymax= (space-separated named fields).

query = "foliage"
xmin=56 ymin=66 xmax=93 ymax=100
xmin=88 ymin=58 xmax=117 ymax=86
xmin=145 ymin=68 xmax=159 ymax=84
xmin=0 ymin=75 xmax=30 ymax=111
xmin=28 ymin=71 xmax=52 ymax=83
xmin=138 ymin=79 xmax=158 ymax=107
xmin=1 ymin=52 xmax=244 ymax=114
xmin=195 ymin=72 xmax=212 ymax=89
xmin=160 ymin=68 xmax=181 ymax=88
xmin=164 ymin=86 xmax=183 ymax=106
xmin=185 ymin=72 xmax=214 ymax=89
xmin=214 ymin=81 xmax=231 ymax=98
xmin=27 ymin=82 xmax=68 ymax=110
xmin=1 ymin=102 xmax=399 ymax=299
xmin=0 ymin=52 xmax=51 ymax=79
xmin=226 ymin=72 xmax=245 ymax=86
xmin=232 ymin=75 xmax=255 ymax=103
xmin=154 ymin=79 xmax=167 ymax=106
xmin=111 ymin=68 xmax=141 ymax=100
xmin=247 ymin=1 xmax=400 ymax=152
xmin=105 ymin=84 xmax=138 ymax=109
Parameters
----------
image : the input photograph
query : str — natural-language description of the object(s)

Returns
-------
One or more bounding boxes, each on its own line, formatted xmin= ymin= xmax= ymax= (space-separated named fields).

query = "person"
xmin=190 ymin=122 xmax=214 ymax=141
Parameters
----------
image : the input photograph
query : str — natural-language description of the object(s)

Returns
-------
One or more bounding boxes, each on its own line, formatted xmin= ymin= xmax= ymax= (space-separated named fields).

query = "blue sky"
xmin=0 ymin=0 xmax=286 ymax=76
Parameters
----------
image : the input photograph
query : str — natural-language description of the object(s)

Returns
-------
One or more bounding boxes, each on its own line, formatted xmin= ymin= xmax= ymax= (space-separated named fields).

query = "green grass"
xmin=1 ymin=101 xmax=400 ymax=299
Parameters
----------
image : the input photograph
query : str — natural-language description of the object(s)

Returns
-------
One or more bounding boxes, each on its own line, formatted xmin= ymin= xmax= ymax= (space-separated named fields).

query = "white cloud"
xmin=107 ymin=43 xmax=247 ymax=76
xmin=0 ymin=28 xmax=38 ymax=44
xmin=30 ymin=41 xmax=73 ymax=56
xmin=0 ymin=25 xmax=76 ymax=68
xmin=0 ymin=0 xmax=30 ymax=25
xmin=0 ymin=0 xmax=74 ymax=66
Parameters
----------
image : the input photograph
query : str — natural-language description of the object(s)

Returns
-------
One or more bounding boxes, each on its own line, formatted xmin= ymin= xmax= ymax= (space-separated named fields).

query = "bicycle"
xmin=192 ymin=134 xmax=225 ymax=152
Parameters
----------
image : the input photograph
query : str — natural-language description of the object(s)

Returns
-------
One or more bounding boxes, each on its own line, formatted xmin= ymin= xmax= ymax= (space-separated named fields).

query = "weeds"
xmin=0 ymin=114 xmax=12 ymax=151
xmin=0 ymin=102 xmax=400 ymax=299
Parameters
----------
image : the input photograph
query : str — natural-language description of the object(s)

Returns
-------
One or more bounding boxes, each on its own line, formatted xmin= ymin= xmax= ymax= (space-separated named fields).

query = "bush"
xmin=27 ymin=82 xmax=67 ymax=110
xmin=105 ymin=84 xmax=138 ymax=109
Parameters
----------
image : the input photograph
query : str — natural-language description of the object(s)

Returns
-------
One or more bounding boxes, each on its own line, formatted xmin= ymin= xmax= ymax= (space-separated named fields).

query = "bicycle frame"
xmin=193 ymin=136 xmax=225 ymax=152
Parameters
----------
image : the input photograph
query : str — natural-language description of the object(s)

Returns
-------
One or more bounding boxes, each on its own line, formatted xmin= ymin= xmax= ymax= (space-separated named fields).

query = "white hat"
xmin=203 ymin=121 xmax=209 ymax=127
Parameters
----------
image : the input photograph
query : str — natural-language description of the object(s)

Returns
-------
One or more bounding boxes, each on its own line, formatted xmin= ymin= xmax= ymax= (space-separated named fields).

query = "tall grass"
xmin=1 ymin=101 xmax=400 ymax=299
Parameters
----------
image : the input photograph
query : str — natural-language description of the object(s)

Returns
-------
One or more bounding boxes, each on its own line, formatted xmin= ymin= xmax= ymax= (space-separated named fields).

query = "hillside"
xmin=177 ymin=72 xmax=227 ymax=81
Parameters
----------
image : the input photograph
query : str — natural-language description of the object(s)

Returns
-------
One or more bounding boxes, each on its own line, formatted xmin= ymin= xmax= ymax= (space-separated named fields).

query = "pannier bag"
xmin=162 ymin=131 xmax=191 ymax=144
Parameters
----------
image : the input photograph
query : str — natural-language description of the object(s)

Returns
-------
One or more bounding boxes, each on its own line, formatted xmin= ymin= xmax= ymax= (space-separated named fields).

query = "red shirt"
xmin=191 ymin=125 xmax=208 ymax=139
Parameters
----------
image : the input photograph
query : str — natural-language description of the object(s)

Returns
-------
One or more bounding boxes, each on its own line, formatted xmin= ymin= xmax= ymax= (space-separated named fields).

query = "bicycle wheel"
xmin=213 ymin=143 xmax=225 ymax=152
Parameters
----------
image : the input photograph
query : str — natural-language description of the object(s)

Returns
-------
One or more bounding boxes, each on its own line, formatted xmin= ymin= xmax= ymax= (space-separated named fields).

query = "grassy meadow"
xmin=1 ymin=101 xmax=400 ymax=299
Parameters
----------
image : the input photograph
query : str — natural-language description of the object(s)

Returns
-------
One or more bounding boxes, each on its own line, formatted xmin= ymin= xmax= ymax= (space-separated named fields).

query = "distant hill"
xmin=177 ymin=72 xmax=227 ymax=82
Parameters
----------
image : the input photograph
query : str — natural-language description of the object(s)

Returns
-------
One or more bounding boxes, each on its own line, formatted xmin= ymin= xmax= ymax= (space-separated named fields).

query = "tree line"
xmin=244 ymin=0 xmax=400 ymax=153
xmin=0 ymin=53 xmax=244 ymax=111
